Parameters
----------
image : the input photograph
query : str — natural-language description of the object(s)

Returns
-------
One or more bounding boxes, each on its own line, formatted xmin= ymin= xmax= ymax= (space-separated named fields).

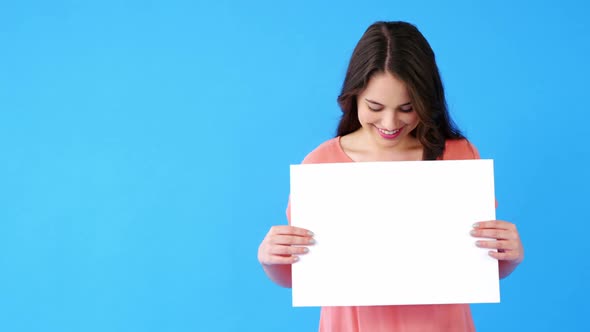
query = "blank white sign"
xmin=290 ymin=160 xmax=499 ymax=307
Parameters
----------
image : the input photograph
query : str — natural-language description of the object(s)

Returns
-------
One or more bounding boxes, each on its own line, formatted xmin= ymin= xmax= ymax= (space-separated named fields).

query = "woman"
xmin=258 ymin=21 xmax=524 ymax=332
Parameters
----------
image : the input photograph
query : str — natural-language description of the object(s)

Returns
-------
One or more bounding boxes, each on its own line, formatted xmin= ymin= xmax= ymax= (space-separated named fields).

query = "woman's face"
xmin=356 ymin=72 xmax=420 ymax=150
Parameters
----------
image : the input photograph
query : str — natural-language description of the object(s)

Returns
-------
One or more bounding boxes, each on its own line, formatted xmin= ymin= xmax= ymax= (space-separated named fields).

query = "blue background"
xmin=1 ymin=0 xmax=588 ymax=331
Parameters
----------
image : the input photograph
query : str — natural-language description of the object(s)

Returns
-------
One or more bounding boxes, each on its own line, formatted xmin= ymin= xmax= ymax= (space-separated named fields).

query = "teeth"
xmin=379 ymin=128 xmax=399 ymax=135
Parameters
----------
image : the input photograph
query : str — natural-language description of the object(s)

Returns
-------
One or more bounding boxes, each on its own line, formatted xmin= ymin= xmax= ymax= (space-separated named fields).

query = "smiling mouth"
xmin=378 ymin=128 xmax=401 ymax=135
xmin=375 ymin=125 xmax=404 ymax=139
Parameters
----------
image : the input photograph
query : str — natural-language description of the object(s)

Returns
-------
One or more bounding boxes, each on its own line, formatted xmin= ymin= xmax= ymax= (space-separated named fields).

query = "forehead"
xmin=360 ymin=72 xmax=410 ymax=104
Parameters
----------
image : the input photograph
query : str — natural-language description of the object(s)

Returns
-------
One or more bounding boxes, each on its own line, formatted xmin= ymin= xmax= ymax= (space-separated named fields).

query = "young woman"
xmin=258 ymin=21 xmax=524 ymax=332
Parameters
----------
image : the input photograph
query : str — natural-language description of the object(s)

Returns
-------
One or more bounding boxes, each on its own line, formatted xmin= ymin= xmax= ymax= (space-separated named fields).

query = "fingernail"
xmin=303 ymin=247 xmax=309 ymax=253
xmin=307 ymin=231 xmax=314 ymax=236
xmin=309 ymin=238 xmax=316 ymax=244
xmin=475 ymin=241 xmax=482 ymax=247
xmin=293 ymin=256 xmax=299 ymax=262
xmin=472 ymin=223 xmax=480 ymax=228
xmin=470 ymin=230 xmax=477 ymax=235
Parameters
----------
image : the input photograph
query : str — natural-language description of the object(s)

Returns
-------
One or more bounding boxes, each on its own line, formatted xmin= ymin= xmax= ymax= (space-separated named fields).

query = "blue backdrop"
xmin=1 ymin=0 xmax=588 ymax=331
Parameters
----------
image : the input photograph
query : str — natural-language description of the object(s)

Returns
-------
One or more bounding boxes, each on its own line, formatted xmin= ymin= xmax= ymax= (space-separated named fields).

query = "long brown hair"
xmin=336 ymin=21 xmax=463 ymax=160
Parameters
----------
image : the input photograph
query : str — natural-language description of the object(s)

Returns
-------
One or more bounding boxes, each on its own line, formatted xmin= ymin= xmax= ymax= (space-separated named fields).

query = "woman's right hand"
xmin=258 ymin=226 xmax=315 ymax=266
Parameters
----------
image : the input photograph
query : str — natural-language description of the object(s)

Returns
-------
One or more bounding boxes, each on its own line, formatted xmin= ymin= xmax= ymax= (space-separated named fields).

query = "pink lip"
xmin=375 ymin=125 xmax=403 ymax=140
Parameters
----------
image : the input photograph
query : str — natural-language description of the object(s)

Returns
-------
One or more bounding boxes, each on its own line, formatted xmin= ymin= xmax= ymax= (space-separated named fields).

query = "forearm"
xmin=262 ymin=264 xmax=292 ymax=288
xmin=499 ymin=260 xmax=521 ymax=279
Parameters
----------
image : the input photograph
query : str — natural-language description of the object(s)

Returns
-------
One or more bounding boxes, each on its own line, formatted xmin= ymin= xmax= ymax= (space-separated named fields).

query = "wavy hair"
xmin=336 ymin=21 xmax=463 ymax=160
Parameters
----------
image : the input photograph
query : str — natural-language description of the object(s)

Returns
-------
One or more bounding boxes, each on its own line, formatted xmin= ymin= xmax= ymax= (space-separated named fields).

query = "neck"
xmin=340 ymin=129 xmax=423 ymax=162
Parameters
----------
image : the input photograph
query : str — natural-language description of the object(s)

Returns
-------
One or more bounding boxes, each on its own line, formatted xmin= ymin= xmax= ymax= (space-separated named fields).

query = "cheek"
xmin=358 ymin=108 xmax=371 ymax=124
xmin=402 ymin=112 xmax=419 ymax=125
xmin=357 ymin=108 xmax=376 ymax=124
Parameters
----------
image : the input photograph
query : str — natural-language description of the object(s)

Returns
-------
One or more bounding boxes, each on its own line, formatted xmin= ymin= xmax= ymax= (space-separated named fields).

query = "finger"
xmin=487 ymin=250 xmax=521 ymax=261
xmin=262 ymin=254 xmax=300 ymax=265
xmin=475 ymin=240 xmax=517 ymax=250
xmin=270 ymin=245 xmax=310 ymax=256
xmin=473 ymin=220 xmax=516 ymax=231
xmin=271 ymin=235 xmax=315 ymax=245
xmin=270 ymin=225 xmax=314 ymax=237
xmin=471 ymin=228 xmax=516 ymax=240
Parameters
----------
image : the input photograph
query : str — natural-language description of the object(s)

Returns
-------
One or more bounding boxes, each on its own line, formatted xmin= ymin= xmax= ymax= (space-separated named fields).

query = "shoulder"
xmin=443 ymin=138 xmax=481 ymax=160
xmin=301 ymin=137 xmax=350 ymax=164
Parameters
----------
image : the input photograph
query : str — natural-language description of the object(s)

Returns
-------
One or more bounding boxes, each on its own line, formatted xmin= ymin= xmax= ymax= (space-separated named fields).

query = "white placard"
xmin=290 ymin=160 xmax=499 ymax=307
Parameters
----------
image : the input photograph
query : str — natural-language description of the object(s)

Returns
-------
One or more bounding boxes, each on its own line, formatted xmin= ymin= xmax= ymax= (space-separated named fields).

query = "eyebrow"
xmin=365 ymin=98 xmax=412 ymax=108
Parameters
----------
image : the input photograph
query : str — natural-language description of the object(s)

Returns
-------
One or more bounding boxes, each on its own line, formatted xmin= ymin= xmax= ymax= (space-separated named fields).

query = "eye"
xmin=368 ymin=105 xmax=383 ymax=112
xmin=399 ymin=106 xmax=414 ymax=113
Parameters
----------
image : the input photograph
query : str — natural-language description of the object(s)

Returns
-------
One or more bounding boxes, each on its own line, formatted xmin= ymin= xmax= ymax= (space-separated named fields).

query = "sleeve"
xmin=467 ymin=140 xmax=498 ymax=209
xmin=286 ymin=198 xmax=292 ymax=225
xmin=284 ymin=143 xmax=328 ymax=225
xmin=467 ymin=140 xmax=481 ymax=159
xmin=285 ymin=152 xmax=313 ymax=226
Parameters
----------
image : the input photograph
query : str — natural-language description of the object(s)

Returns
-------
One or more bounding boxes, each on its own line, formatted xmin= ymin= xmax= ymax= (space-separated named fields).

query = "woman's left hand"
xmin=471 ymin=220 xmax=524 ymax=264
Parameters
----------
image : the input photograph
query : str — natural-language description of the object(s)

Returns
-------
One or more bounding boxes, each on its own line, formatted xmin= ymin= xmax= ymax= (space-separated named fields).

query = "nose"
xmin=381 ymin=109 xmax=397 ymax=130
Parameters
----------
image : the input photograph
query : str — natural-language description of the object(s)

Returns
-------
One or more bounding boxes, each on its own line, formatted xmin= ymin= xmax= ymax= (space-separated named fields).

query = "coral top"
xmin=287 ymin=137 xmax=482 ymax=332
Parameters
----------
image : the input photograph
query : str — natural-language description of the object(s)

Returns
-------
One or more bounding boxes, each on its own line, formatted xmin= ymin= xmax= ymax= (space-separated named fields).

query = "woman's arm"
xmin=258 ymin=225 xmax=315 ymax=288
xmin=471 ymin=220 xmax=524 ymax=279
xmin=499 ymin=260 xmax=522 ymax=279
xmin=261 ymin=264 xmax=293 ymax=288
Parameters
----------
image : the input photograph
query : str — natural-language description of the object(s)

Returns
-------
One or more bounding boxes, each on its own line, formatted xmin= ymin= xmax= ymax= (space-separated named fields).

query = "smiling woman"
xmin=340 ymin=72 xmax=424 ymax=162
xmin=257 ymin=21 xmax=524 ymax=332
xmin=335 ymin=22 xmax=464 ymax=161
